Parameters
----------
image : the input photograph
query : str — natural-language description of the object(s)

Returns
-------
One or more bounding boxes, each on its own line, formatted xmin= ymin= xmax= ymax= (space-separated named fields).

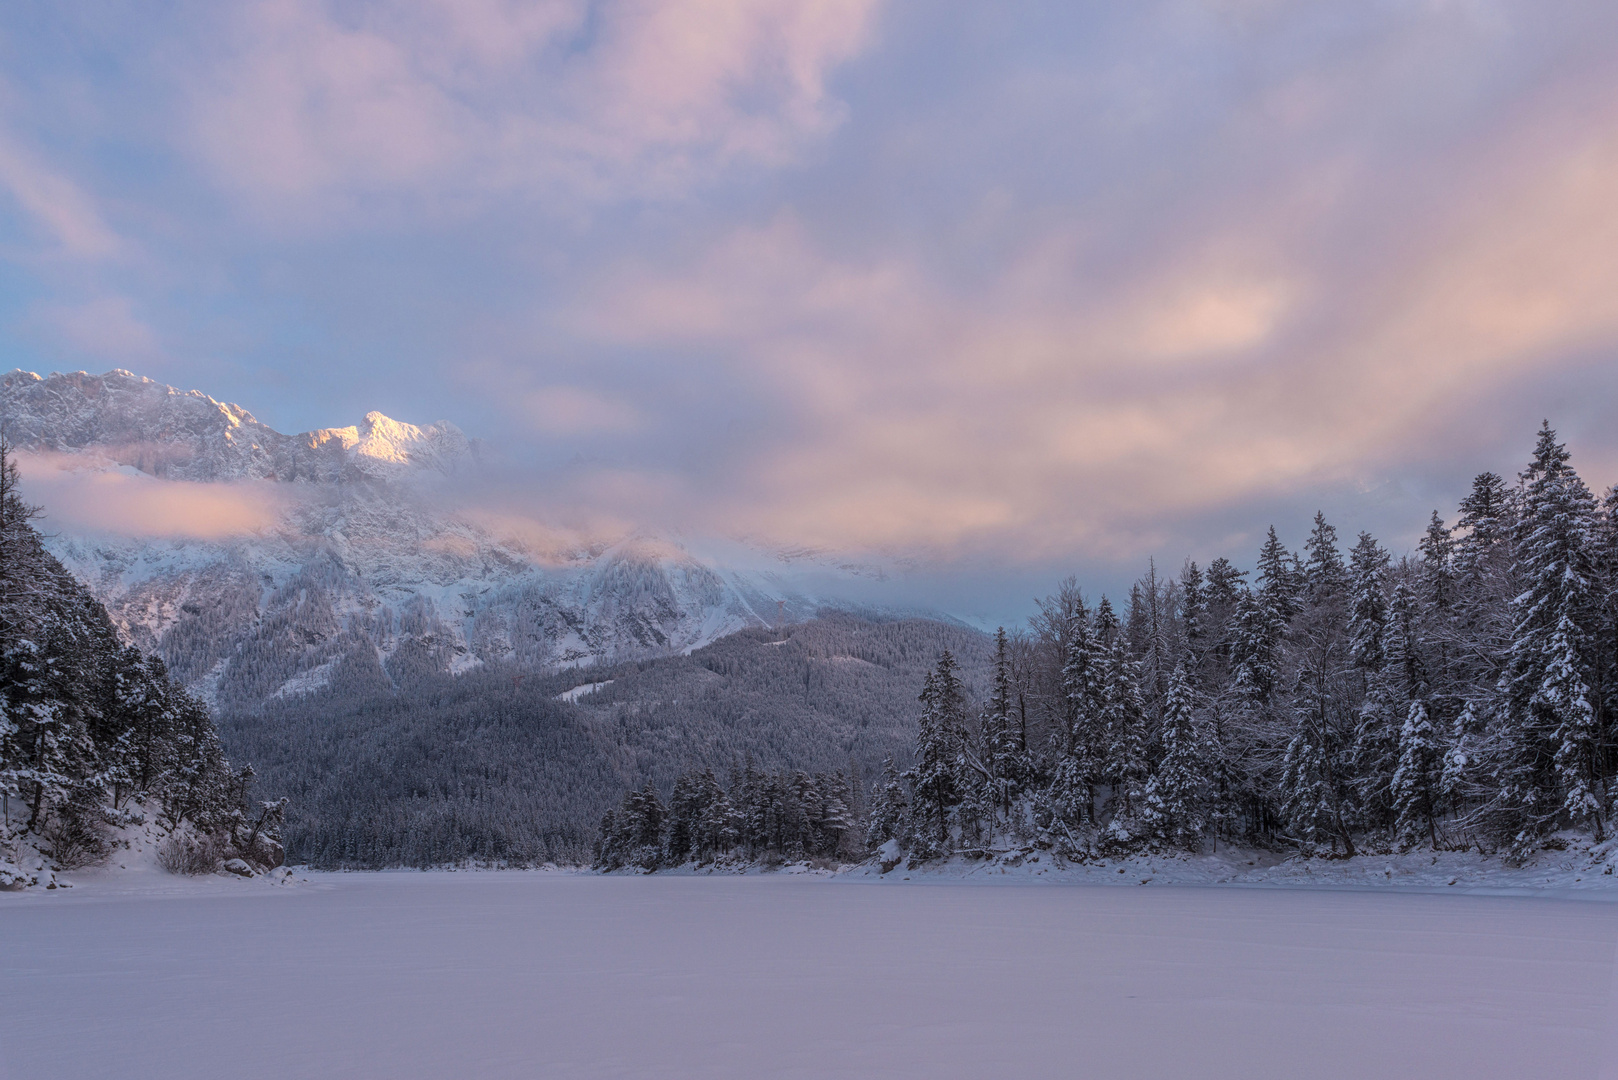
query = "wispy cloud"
xmin=17 ymin=452 xmax=291 ymax=540
xmin=0 ymin=128 xmax=120 ymax=258
xmin=186 ymin=0 xmax=881 ymax=215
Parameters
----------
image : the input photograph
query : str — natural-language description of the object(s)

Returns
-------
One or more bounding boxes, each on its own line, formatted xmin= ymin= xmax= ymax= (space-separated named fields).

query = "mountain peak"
xmin=0 ymin=368 xmax=470 ymax=484
xmin=308 ymin=410 xmax=470 ymax=479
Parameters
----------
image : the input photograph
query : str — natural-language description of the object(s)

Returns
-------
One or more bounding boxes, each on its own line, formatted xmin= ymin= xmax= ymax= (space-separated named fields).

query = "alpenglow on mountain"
xmin=0 ymin=368 xmax=898 ymax=708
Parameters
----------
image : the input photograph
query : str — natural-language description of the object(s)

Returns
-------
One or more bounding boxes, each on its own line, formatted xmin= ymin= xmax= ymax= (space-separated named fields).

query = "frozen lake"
xmin=3 ymin=873 xmax=1615 ymax=1079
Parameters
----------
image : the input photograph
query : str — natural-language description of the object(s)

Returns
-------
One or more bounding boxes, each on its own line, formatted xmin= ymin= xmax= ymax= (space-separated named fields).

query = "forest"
xmin=0 ymin=439 xmax=277 ymax=883
xmin=220 ymin=612 xmax=991 ymax=868
xmin=608 ymin=423 xmax=1618 ymax=868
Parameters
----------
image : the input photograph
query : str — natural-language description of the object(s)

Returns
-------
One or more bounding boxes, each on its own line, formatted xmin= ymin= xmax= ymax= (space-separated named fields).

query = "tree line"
xmin=594 ymin=762 xmax=864 ymax=870
xmin=863 ymin=422 xmax=1617 ymax=863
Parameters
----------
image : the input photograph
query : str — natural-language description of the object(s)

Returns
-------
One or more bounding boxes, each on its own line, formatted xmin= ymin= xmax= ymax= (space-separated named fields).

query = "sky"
xmin=3 ymin=0 xmax=1617 ymax=624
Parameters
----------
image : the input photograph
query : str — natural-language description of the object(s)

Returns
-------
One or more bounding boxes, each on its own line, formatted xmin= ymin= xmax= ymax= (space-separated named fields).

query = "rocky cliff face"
xmin=1 ymin=369 xmax=884 ymax=709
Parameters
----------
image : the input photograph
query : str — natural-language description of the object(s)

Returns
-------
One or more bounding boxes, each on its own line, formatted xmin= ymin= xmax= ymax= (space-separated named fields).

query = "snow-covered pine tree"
xmin=1455 ymin=471 xmax=1513 ymax=581
xmin=1180 ymin=561 xmax=1207 ymax=665
xmin=0 ymin=432 xmax=46 ymax=643
xmin=1303 ymin=512 xmax=1349 ymax=606
xmin=1278 ymin=714 xmax=1350 ymax=854
xmin=785 ymin=771 xmax=819 ymax=858
xmin=1347 ymin=532 xmax=1390 ymax=672
xmin=696 ymin=768 xmax=737 ymax=858
xmin=1094 ymin=595 xmax=1121 ymax=643
xmin=631 ymin=782 xmax=667 ymax=867
xmin=1230 ymin=588 xmax=1281 ymax=705
xmin=1049 ymin=604 xmax=1102 ymax=828
xmin=1416 ymin=513 xmax=1464 ymax=700
xmin=1101 ymin=638 xmax=1150 ymax=823
xmin=1256 ymin=526 xmax=1303 ymax=624
xmin=864 ymin=757 xmax=909 ymax=850
xmin=978 ymin=627 xmax=1022 ymax=821
xmin=1420 ymin=511 xmax=1456 ymax=612
xmin=1496 ymin=423 xmax=1603 ymax=850
xmin=816 ymin=770 xmax=858 ymax=860
xmin=908 ymin=651 xmax=968 ymax=848
xmin=1388 ymin=579 xmax=1427 ymax=699
xmin=1141 ymin=663 xmax=1206 ymax=849
xmin=1595 ymin=486 xmax=1618 ymax=805
xmin=1201 ymin=558 xmax=1247 ymax=683
xmin=1391 ymin=698 xmax=1440 ymax=849
xmin=666 ymin=771 xmax=706 ymax=863
xmin=740 ymin=756 xmax=769 ymax=857
xmin=2 ymin=624 xmax=101 ymax=830
xmin=1127 ymin=560 xmax=1177 ymax=718
xmin=1440 ymin=699 xmax=1483 ymax=815
xmin=1544 ymin=616 xmax=1601 ymax=834
xmin=1278 ymin=666 xmax=1357 ymax=859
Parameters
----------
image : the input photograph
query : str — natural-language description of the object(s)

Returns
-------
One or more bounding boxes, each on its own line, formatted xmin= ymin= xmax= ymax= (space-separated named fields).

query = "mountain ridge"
xmin=1 ymin=368 xmax=941 ymax=708
xmin=1 ymin=368 xmax=477 ymax=484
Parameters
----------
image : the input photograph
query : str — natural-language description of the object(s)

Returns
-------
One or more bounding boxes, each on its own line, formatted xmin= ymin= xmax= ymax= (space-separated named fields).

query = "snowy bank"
xmin=2 ymin=801 xmax=301 ymax=897
xmin=840 ymin=831 xmax=1618 ymax=898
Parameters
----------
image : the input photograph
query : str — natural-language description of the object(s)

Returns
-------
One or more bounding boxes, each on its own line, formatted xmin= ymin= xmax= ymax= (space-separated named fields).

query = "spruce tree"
xmin=1180 ymin=561 xmax=1207 ymax=665
xmin=1279 ymin=705 xmax=1355 ymax=856
xmin=1455 ymin=471 xmax=1513 ymax=581
xmin=908 ymin=652 xmax=967 ymax=848
xmin=696 ymin=768 xmax=736 ymax=858
xmin=1230 ymin=589 xmax=1281 ymax=705
xmin=1498 ymin=423 xmax=1602 ymax=848
xmin=1392 ymin=699 xmax=1440 ymax=848
xmin=864 ymin=757 xmax=909 ymax=850
xmin=1303 ymin=513 xmax=1349 ymax=605
xmin=978 ymin=627 xmax=1022 ymax=820
xmin=1440 ymin=700 xmax=1483 ymax=813
xmin=1050 ymin=606 xmax=1102 ymax=827
xmin=1256 ymin=526 xmax=1302 ymax=623
xmin=1347 ymin=533 xmax=1390 ymax=672
xmin=816 ymin=770 xmax=857 ymax=860
xmin=1101 ymin=640 xmax=1150 ymax=821
xmin=1420 ymin=511 xmax=1456 ymax=611
xmin=1141 ymin=664 xmax=1205 ymax=848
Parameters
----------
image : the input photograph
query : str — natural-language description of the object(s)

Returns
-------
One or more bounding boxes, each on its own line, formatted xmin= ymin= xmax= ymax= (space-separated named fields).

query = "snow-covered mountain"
xmin=0 ymin=368 xmax=902 ymax=708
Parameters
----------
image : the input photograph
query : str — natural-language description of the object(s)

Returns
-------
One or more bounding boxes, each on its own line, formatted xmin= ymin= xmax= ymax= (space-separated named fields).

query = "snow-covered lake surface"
xmin=4 ymin=872 xmax=1616 ymax=1079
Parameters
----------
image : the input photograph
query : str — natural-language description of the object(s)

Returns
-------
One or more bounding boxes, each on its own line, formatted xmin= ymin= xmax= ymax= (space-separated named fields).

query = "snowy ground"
xmin=4 ymin=870 xmax=1616 ymax=1079
xmin=844 ymin=830 xmax=1618 ymax=896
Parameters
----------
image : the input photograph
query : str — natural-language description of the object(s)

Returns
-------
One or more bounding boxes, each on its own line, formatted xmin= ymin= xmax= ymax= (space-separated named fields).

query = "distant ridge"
xmin=0 ymin=368 xmax=947 ymax=708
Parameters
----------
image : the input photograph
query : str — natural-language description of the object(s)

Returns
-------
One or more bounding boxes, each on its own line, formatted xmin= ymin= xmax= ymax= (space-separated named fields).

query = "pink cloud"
xmin=18 ymin=452 xmax=291 ymax=540
xmin=0 ymin=128 xmax=120 ymax=258
xmin=187 ymin=0 xmax=882 ymax=213
xmin=548 ymin=80 xmax=1618 ymax=562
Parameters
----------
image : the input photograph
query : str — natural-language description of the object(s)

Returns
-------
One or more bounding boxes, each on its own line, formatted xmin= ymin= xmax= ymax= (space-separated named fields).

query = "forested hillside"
xmin=608 ymin=423 xmax=1618 ymax=870
xmin=220 ymin=613 xmax=993 ymax=867
xmin=0 ymin=439 xmax=274 ymax=887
